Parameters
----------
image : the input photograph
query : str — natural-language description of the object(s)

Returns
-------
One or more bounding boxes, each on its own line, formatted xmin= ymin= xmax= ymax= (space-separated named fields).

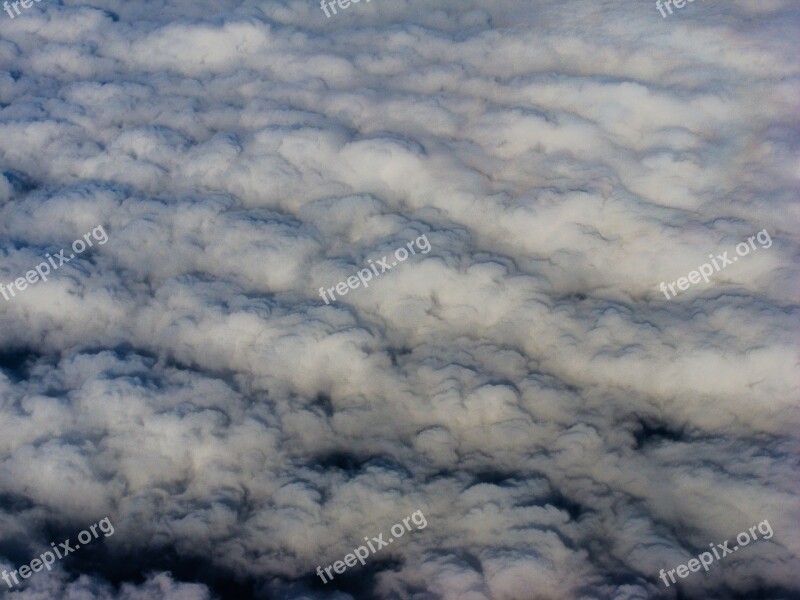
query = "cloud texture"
xmin=0 ymin=0 xmax=798 ymax=598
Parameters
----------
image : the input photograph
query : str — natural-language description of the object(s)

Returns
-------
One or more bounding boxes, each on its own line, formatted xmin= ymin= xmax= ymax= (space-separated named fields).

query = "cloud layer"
xmin=0 ymin=0 xmax=798 ymax=598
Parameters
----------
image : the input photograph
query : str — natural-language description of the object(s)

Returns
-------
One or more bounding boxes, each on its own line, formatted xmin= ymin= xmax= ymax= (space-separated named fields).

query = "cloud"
xmin=0 ymin=0 xmax=798 ymax=599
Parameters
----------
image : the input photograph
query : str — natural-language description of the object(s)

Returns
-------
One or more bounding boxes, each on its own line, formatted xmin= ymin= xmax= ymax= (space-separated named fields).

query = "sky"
xmin=0 ymin=0 xmax=798 ymax=599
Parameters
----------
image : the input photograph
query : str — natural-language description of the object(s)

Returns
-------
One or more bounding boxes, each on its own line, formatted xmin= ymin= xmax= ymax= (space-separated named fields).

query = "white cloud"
xmin=0 ymin=0 xmax=798 ymax=598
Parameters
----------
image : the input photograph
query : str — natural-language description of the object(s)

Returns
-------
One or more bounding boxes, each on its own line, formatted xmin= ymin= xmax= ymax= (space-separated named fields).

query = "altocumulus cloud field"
xmin=0 ymin=0 xmax=798 ymax=599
